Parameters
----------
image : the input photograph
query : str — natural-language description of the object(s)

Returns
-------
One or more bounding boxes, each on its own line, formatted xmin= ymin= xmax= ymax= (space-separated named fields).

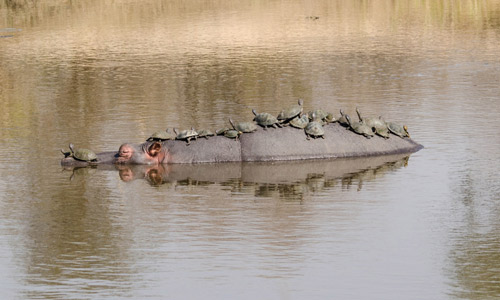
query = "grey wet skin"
xmin=61 ymin=123 xmax=423 ymax=166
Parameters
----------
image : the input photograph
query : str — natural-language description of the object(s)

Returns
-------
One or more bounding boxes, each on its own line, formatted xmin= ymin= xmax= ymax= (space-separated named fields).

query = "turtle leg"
xmin=186 ymin=138 xmax=191 ymax=145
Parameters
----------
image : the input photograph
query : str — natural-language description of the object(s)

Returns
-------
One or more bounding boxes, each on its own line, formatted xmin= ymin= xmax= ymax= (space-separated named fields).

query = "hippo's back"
xmin=240 ymin=124 xmax=422 ymax=162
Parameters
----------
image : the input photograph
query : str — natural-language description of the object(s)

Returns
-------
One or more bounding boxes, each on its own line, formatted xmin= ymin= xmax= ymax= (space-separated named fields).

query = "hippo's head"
xmin=116 ymin=141 xmax=167 ymax=165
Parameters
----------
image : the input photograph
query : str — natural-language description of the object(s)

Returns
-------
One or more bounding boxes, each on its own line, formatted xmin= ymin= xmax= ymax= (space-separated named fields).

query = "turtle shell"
xmin=289 ymin=114 xmax=309 ymax=129
xmin=324 ymin=112 xmax=336 ymax=123
xmin=224 ymin=129 xmax=241 ymax=139
xmin=252 ymin=110 xmax=280 ymax=127
xmin=229 ymin=119 xmax=258 ymax=133
xmin=277 ymin=99 xmax=304 ymax=121
xmin=364 ymin=117 xmax=390 ymax=139
xmin=216 ymin=127 xmax=231 ymax=135
xmin=74 ymin=148 xmax=97 ymax=161
xmin=70 ymin=145 xmax=97 ymax=162
xmin=356 ymin=109 xmax=390 ymax=139
xmin=175 ymin=128 xmax=198 ymax=140
xmin=198 ymin=129 xmax=215 ymax=138
xmin=346 ymin=115 xmax=374 ymax=138
xmin=304 ymin=121 xmax=324 ymax=138
xmin=147 ymin=129 xmax=176 ymax=141
xmin=308 ymin=109 xmax=328 ymax=121
xmin=338 ymin=109 xmax=349 ymax=127
xmin=387 ymin=122 xmax=410 ymax=138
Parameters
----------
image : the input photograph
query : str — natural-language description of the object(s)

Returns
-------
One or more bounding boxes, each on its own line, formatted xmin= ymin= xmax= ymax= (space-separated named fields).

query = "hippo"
xmin=60 ymin=123 xmax=423 ymax=167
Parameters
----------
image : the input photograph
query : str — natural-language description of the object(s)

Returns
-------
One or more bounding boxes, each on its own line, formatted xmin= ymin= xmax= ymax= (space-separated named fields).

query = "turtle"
xmin=371 ymin=117 xmax=390 ymax=139
xmin=224 ymin=129 xmax=242 ymax=140
xmin=387 ymin=122 xmax=410 ymax=138
xmin=197 ymin=129 xmax=215 ymax=139
xmin=337 ymin=109 xmax=349 ymax=127
xmin=355 ymin=108 xmax=390 ymax=139
xmin=289 ymin=114 xmax=310 ymax=129
xmin=304 ymin=121 xmax=325 ymax=140
xmin=229 ymin=118 xmax=258 ymax=133
xmin=216 ymin=127 xmax=231 ymax=135
xmin=61 ymin=143 xmax=98 ymax=162
xmin=324 ymin=112 xmax=337 ymax=123
xmin=147 ymin=128 xmax=177 ymax=141
xmin=173 ymin=127 xmax=198 ymax=145
xmin=252 ymin=109 xmax=281 ymax=129
xmin=277 ymin=99 xmax=304 ymax=124
xmin=345 ymin=114 xmax=375 ymax=138
xmin=307 ymin=109 xmax=328 ymax=122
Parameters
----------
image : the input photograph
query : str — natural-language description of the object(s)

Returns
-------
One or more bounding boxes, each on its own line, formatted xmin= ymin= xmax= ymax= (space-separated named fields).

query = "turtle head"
xmin=60 ymin=149 xmax=71 ymax=158
xmin=403 ymin=125 xmax=410 ymax=137
xmin=173 ymin=128 xmax=178 ymax=135
xmin=355 ymin=107 xmax=362 ymax=121
xmin=229 ymin=118 xmax=235 ymax=129
xmin=298 ymin=98 xmax=304 ymax=106
xmin=345 ymin=114 xmax=351 ymax=125
xmin=252 ymin=109 xmax=257 ymax=116
xmin=69 ymin=143 xmax=75 ymax=155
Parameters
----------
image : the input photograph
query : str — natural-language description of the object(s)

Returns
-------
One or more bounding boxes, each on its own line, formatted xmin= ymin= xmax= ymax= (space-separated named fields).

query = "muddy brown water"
xmin=1 ymin=1 xmax=500 ymax=299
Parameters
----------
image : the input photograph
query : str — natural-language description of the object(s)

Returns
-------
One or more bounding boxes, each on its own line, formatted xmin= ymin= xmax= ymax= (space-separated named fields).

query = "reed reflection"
xmin=22 ymin=169 xmax=134 ymax=299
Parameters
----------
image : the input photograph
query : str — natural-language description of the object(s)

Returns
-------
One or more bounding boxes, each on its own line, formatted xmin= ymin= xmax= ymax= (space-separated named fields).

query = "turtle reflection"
xmin=64 ymin=155 xmax=412 ymax=198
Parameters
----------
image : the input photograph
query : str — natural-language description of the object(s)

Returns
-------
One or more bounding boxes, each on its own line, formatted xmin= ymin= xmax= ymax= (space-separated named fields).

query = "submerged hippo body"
xmin=60 ymin=123 xmax=423 ymax=166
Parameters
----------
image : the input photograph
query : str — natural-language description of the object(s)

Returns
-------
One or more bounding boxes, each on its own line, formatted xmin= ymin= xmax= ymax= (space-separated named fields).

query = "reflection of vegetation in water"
xmin=448 ymin=168 xmax=500 ymax=298
xmin=25 ymin=164 xmax=133 ymax=299
xmin=2 ymin=0 xmax=499 ymax=28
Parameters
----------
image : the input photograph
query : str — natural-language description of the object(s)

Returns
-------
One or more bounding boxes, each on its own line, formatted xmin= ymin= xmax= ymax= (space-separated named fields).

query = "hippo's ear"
xmin=147 ymin=142 xmax=162 ymax=157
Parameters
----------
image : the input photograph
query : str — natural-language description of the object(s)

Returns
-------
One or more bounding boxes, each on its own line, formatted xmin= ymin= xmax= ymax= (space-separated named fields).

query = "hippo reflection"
xmin=65 ymin=154 xmax=412 ymax=197
xmin=61 ymin=124 xmax=422 ymax=167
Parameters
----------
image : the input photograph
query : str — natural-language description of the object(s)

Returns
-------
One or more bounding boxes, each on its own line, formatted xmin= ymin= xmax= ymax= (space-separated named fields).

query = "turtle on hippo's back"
xmin=147 ymin=128 xmax=177 ymax=142
xmin=173 ymin=127 xmax=199 ymax=145
xmin=252 ymin=109 xmax=281 ymax=129
xmin=229 ymin=118 xmax=258 ymax=133
xmin=277 ymin=99 xmax=304 ymax=125
xmin=61 ymin=143 xmax=98 ymax=162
